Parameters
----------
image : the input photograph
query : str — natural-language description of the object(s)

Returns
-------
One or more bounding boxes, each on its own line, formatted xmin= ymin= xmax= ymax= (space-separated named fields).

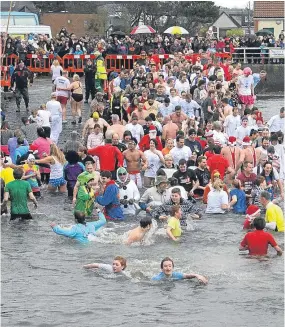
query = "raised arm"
xmin=83 ymin=263 xmax=100 ymax=269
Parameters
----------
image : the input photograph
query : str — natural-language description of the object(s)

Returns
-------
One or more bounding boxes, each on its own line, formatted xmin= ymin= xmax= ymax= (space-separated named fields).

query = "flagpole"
xmin=1 ymin=1 xmax=13 ymax=67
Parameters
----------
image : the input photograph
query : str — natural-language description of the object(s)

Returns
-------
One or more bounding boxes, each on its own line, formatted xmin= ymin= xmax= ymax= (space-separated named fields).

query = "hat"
xmin=77 ymin=172 xmax=95 ymax=185
xmin=214 ymin=139 xmax=221 ymax=146
xmin=29 ymin=144 xmax=38 ymax=151
xmin=228 ymin=136 xmax=236 ymax=146
xmin=92 ymin=112 xmax=99 ymax=119
xmin=242 ymin=136 xmax=251 ymax=146
xmin=241 ymin=116 xmax=248 ymax=121
xmin=149 ymin=125 xmax=156 ymax=131
xmin=243 ymin=67 xmax=252 ymax=76
xmin=4 ymin=157 xmax=12 ymax=165
xmin=27 ymin=154 xmax=35 ymax=161
xmin=155 ymin=176 xmax=169 ymax=186
xmin=246 ymin=205 xmax=260 ymax=217
xmin=205 ymin=130 xmax=214 ymax=138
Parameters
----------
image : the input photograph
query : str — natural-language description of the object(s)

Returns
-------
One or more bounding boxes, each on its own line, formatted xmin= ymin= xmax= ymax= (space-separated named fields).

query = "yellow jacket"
xmin=96 ymin=57 xmax=107 ymax=80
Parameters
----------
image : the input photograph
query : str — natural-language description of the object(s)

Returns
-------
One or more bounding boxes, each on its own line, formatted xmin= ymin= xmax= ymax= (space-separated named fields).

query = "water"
xmin=1 ymin=78 xmax=284 ymax=326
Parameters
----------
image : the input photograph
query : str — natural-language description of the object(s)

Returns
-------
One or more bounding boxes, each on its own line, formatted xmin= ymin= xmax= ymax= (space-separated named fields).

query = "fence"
xmin=232 ymin=47 xmax=284 ymax=64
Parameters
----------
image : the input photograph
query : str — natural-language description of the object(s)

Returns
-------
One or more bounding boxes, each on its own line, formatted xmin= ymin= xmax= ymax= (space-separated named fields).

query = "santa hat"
xmin=149 ymin=125 xmax=156 ymax=131
xmin=246 ymin=205 xmax=260 ymax=217
xmin=242 ymin=136 xmax=252 ymax=146
xmin=205 ymin=130 xmax=214 ymax=138
xmin=243 ymin=205 xmax=261 ymax=229
xmin=228 ymin=136 xmax=236 ymax=146
xmin=29 ymin=144 xmax=38 ymax=151
xmin=214 ymin=139 xmax=221 ymax=146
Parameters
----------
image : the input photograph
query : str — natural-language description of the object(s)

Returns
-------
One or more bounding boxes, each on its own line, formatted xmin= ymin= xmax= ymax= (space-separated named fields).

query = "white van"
xmin=0 ymin=25 xmax=52 ymax=39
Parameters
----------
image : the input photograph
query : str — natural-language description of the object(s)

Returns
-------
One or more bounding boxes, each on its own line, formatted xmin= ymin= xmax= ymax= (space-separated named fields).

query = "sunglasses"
xmin=119 ymin=173 xmax=127 ymax=176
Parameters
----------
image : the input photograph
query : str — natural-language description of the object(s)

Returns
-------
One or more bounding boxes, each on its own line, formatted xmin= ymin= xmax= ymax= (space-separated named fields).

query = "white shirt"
xmin=51 ymin=65 xmax=63 ymax=81
xmin=170 ymin=146 xmax=192 ymax=166
xmin=224 ymin=114 xmax=241 ymax=137
xmin=169 ymin=95 xmax=181 ymax=107
xmin=144 ymin=150 xmax=163 ymax=178
xmin=174 ymin=79 xmax=190 ymax=95
xmin=46 ymin=100 xmax=62 ymax=117
xmin=238 ymin=75 xmax=254 ymax=96
xmin=212 ymin=130 xmax=228 ymax=146
xmin=37 ymin=110 xmax=51 ymax=127
xmin=267 ymin=115 xmax=284 ymax=133
xmin=236 ymin=125 xmax=251 ymax=142
xmin=206 ymin=190 xmax=228 ymax=214
xmin=125 ymin=123 xmax=144 ymax=143
xmin=54 ymin=76 xmax=70 ymax=98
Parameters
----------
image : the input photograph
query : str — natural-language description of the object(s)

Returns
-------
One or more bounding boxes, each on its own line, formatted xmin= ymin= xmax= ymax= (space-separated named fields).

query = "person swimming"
xmin=151 ymin=257 xmax=208 ymax=284
xmin=124 ymin=217 xmax=153 ymax=245
xmin=50 ymin=209 xmax=106 ymax=243
xmin=83 ymin=256 xmax=127 ymax=273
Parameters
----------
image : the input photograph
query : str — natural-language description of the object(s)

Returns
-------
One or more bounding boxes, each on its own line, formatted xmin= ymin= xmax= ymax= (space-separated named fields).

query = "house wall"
xmin=255 ymin=19 xmax=285 ymax=38
xmin=40 ymin=13 xmax=107 ymax=37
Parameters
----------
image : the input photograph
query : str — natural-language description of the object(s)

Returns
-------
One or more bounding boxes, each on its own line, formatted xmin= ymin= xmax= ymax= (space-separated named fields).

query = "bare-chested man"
xmin=123 ymin=138 xmax=147 ymax=189
xmin=237 ymin=137 xmax=259 ymax=171
xmin=221 ymin=137 xmax=242 ymax=176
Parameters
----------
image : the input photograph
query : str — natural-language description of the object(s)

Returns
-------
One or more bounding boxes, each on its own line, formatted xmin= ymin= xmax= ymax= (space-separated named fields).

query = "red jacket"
xmin=139 ymin=135 xmax=163 ymax=152
xmin=88 ymin=144 xmax=123 ymax=171
xmin=207 ymin=154 xmax=229 ymax=179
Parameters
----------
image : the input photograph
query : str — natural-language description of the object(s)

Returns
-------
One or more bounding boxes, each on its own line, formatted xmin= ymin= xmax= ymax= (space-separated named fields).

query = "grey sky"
xmin=214 ymin=0 xmax=251 ymax=9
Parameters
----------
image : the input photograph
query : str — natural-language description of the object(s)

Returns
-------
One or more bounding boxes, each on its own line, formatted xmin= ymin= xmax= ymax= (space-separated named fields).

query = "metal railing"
xmin=232 ymin=47 xmax=284 ymax=64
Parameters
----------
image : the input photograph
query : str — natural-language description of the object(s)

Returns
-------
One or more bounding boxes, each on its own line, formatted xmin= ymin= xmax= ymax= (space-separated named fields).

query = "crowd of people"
xmin=1 ymin=43 xmax=284 ymax=281
xmin=2 ymin=27 xmax=284 ymax=62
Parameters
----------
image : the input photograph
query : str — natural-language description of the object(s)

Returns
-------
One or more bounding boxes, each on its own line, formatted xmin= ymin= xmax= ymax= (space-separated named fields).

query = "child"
xmin=124 ymin=217 xmax=152 ymax=245
xmin=64 ymin=151 xmax=85 ymax=199
xmin=166 ymin=205 xmax=182 ymax=241
xmin=28 ymin=109 xmax=42 ymax=125
xmin=229 ymin=179 xmax=246 ymax=214
xmin=251 ymin=176 xmax=267 ymax=213
xmin=87 ymin=124 xmax=104 ymax=150
xmin=240 ymin=217 xmax=283 ymax=256
xmin=151 ymin=257 xmax=208 ymax=283
xmin=22 ymin=154 xmax=41 ymax=198
xmin=83 ymin=256 xmax=127 ymax=274
xmin=243 ymin=204 xmax=261 ymax=230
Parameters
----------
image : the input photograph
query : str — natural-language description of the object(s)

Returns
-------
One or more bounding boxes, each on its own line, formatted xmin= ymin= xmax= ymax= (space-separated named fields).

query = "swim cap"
xmin=92 ymin=112 xmax=99 ymax=119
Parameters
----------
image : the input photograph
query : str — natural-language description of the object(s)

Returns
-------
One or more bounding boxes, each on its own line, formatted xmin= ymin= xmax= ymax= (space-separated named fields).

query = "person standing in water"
xmin=152 ymin=257 xmax=208 ymax=283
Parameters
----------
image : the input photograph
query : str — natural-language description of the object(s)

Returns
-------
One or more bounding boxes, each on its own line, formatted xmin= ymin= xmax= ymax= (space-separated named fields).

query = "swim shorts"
xmin=49 ymin=177 xmax=66 ymax=188
xmin=56 ymin=96 xmax=68 ymax=105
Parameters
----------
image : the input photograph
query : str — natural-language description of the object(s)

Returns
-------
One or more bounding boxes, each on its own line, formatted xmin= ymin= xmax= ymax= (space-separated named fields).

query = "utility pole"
xmin=1 ymin=1 xmax=14 ymax=67
xmin=247 ymin=1 xmax=251 ymax=37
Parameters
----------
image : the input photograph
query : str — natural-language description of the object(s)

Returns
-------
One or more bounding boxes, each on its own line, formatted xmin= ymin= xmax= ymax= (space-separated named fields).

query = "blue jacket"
xmin=52 ymin=212 xmax=106 ymax=243
xmin=96 ymin=182 xmax=124 ymax=220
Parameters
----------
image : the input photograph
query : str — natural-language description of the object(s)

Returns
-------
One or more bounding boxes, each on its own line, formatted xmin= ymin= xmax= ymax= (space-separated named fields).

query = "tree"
xmin=226 ymin=28 xmax=244 ymax=37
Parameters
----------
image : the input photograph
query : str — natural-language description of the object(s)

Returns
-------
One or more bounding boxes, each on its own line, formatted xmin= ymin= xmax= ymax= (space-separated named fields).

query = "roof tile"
xmin=254 ymin=1 xmax=284 ymax=18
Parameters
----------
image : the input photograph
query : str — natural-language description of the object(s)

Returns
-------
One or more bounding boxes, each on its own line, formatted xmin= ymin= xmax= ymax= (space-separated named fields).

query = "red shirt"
xmin=196 ymin=137 xmax=207 ymax=150
xmin=88 ymin=144 xmax=123 ymax=171
xmin=207 ymin=154 xmax=229 ymax=179
xmin=240 ymin=230 xmax=277 ymax=255
xmin=237 ymin=172 xmax=257 ymax=194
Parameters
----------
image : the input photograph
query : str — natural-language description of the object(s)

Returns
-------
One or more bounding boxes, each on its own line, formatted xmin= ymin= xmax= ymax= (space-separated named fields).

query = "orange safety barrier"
xmin=0 ymin=66 xmax=11 ymax=91
xmin=25 ymin=54 xmax=60 ymax=73
xmin=2 ymin=54 xmax=19 ymax=67
xmin=61 ymin=54 xmax=98 ymax=73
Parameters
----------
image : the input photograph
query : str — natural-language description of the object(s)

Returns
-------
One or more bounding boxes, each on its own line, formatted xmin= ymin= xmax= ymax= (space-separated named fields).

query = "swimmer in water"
xmin=50 ymin=209 xmax=106 ymax=243
xmin=124 ymin=217 xmax=153 ymax=245
xmin=239 ymin=217 xmax=283 ymax=256
xmin=152 ymin=257 xmax=208 ymax=284
xmin=166 ymin=205 xmax=182 ymax=242
xmin=83 ymin=256 xmax=127 ymax=273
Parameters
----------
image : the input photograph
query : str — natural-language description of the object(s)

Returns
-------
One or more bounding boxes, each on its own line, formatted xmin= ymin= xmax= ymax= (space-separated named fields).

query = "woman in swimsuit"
xmin=59 ymin=74 xmax=83 ymax=125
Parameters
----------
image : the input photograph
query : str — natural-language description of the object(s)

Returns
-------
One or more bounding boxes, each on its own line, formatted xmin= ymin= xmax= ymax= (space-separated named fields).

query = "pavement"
xmin=2 ymin=76 xmax=90 ymax=148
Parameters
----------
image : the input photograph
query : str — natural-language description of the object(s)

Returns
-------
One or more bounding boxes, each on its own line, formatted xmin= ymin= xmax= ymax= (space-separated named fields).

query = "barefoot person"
xmin=83 ymin=256 xmax=127 ymax=274
xmin=123 ymin=138 xmax=147 ymax=189
xmin=152 ymin=257 xmax=208 ymax=283
xmin=124 ymin=217 xmax=153 ymax=245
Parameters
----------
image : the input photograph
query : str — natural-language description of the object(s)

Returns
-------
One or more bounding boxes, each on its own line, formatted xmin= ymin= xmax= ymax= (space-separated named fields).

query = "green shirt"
xmin=5 ymin=180 xmax=32 ymax=214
